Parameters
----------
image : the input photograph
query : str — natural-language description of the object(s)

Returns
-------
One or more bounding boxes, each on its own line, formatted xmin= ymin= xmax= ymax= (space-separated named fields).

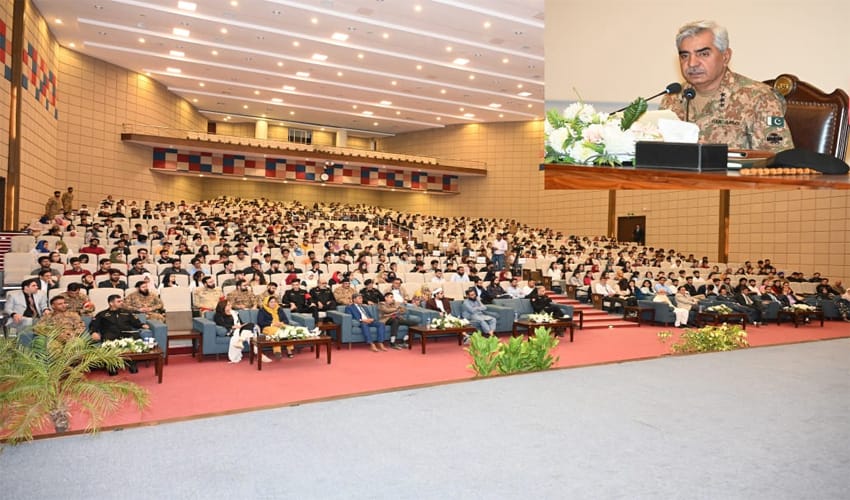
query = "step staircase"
xmin=545 ymin=291 xmax=635 ymax=329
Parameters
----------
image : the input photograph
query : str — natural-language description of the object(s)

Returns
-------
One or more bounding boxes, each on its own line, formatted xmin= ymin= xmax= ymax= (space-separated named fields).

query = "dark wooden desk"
xmin=249 ymin=336 xmax=332 ymax=371
xmin=122 ymin=347 xmax=164 ymax=384
xmin=777 ymin=308 xmax=824 ymax=327
xmin=512 ymin=320 xmax=574 ymax=342
xmin=165 ymin=331 xmax=203 ymax=364
xmin=623 ymin=306 xmax=655 ymax=326
xmin=408 ymin=326 xmax=475 ymax=354
xmin=696 ymin=312 xmax=748 ymax=329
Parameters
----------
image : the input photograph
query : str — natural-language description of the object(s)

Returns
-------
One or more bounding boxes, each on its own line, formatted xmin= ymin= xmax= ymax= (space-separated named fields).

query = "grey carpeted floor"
xmin=3 ymin=339 xmax=849 ymax=499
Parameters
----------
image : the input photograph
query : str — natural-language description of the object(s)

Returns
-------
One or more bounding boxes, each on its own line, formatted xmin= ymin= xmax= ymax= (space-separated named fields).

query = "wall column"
xmin=4 ymin=0 xmax=25 ymax=230
xmin=336 ymin=130 xmax=347 ymax=147
xmin=255 ymin=120 xmax=268 ymax=140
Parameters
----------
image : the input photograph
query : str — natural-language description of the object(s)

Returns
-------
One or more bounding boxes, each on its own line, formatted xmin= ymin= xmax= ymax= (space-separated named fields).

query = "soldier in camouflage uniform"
xmin=256 ymin=282 xmax=279 ymax=304
xmin=37 ymin=295 xmax=86 ymax=340
xmin=226 ymin=279 xmax=258 ymax=310
xmin=193 ymin=275 xmax=223 ymax=312
xmin=59 ymin=283 xmax=95 ymax=317
xmin=124 ymin=280 xmax=166 ymax=323
xmin=659 ymin=20 xmax=793 ymax=153
xmin=332 ymin=279 xmax=355 ymax=306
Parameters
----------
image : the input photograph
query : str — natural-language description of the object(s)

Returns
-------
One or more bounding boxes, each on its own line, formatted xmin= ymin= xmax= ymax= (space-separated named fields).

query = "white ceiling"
xmin=34 ymin=0 xmax=545 ymax=137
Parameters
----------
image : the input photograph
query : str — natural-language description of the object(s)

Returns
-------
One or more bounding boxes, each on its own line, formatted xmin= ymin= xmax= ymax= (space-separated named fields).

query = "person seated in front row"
xmin=460 ymin=287 xmax=497 ymax=339
xmin=256 ymin=296 xmax=295 ymax=360
xmin=378 ymin=292 xmax=417 ymax=349
xmin=90 ymin=294 xmax=151 ymax=375
xmin=345 ymin=293 xmax=387 ymax=352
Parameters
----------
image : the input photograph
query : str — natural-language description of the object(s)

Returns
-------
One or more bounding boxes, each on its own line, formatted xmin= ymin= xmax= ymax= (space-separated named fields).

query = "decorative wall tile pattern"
xmin=151 ymin=147 xmax=459 ymax=193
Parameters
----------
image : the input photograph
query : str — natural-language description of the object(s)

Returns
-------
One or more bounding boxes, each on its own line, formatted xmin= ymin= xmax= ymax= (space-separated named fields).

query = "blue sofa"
xmin=449 ymin=299 xmax=515 ymax=334
xmin=326 ymin=304 xmax=424 ymax=348
xmin=493 ymin=298 xmax=574 ymax=323
xmin=192 ymin=308 xmax=315 ymax=359
xmin=16 ymin=313 xmax=168 ymax=358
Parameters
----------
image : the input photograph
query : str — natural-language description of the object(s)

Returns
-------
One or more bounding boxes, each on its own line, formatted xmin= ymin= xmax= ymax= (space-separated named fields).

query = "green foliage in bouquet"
xmin=466 ymin=327 xmax=560 ymax=377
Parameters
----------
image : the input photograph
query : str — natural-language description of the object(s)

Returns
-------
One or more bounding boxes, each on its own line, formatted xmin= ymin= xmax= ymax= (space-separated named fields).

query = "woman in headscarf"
xmin=256 ymin=296 xmax=294 ymax=359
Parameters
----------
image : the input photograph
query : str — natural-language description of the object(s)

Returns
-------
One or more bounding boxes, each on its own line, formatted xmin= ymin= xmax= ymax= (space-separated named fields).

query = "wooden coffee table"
xmin=777 ymin=308 xmax=824 ymax=327
xmin=121 ymin=347 xmax=164 ymax=383
xmin=317 ymin=322 xmax=342 ymax=350
xmin=248 ymin=335 xmax=332 ymax=371
xmin=512 ymin=320 xmax=575 ymax=342
xmin=408 ymin=325 xmax=475 ymax=354
xmin=696 ymin=311 xmax=748 ymax=329
xmin=165 ymin=331 xmax=203 ymax=364
xmin=623 ymin=306 xmax=655 ymax=326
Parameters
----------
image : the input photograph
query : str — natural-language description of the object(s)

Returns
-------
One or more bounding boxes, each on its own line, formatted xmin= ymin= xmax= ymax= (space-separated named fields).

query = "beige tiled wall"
xmin=54 ymin=47 xmax=206 ymax=216
xmin=0 ymin=2 xmax=11 ymax=180
xmin=17 ymin=0 xmax=59 ymax=224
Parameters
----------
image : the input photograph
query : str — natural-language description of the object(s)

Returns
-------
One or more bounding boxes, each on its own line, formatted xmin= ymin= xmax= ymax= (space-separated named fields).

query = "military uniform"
xmin=282 ymin=288 xmax=314 ymax=313
xmin=227 ymin=289 xmax=258 ymax=309
xmin=60 ymin=291 xmax=93 ymax=316
xmin=193 ymin=287 xmax=223 ymax=311
xmin=361 ymin=287 xmax=384 ymax=305
xmin=310 ymin=286 xmax=337 ymax=311
xmin=333 ymin=285 xmax=355 ymax=306
xmin=37 ymin=311 xmax=86 ymax=339
xmin=124 ymin=290 xmax=166 ymax=323
xmin=660 ymin=70 xmax=794 ymax=153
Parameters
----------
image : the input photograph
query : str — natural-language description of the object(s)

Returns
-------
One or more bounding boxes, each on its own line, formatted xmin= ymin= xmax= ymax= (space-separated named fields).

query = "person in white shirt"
xmin=653 ymin=289 xmax=689 ymax=328
xmin=491 ymin=234 xmax=508 ymax=271
xmin=430 ymin=269 xmax=446 ymax=284
xmin=505 ymin=277 xmax=524 ymax=299
xmin=452 ymin=266 xmax=470 ymax=282
xmin=519 ymin=279 xmax=536 ymax=298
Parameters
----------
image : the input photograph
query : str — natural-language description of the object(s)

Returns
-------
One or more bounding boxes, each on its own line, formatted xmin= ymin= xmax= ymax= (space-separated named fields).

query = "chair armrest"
xmin=406 ymin=305 xmax=439 ymax=326
xmin=289 ymin=311 xmax=316 ymax=329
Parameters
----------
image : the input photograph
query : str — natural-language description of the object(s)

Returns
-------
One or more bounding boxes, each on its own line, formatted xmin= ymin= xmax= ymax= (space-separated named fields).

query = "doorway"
xmin=617 ymin=215 xmax=646 ymax=244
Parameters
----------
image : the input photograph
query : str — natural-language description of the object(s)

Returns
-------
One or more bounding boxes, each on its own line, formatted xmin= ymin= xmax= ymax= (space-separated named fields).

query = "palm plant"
xmin=0 ymin=325 xmax=149 ymax=444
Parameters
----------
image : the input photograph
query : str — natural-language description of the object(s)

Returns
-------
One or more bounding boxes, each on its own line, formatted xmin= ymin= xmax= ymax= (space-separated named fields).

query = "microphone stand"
xmin=683 ymin=88 xmax=696 ymax=122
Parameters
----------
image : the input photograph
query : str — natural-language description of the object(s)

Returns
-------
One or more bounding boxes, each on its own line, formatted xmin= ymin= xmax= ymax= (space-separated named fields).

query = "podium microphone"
xmin=683 ymin=87 xmax=696 ymax=122
xmin=612 ymin=82 xmax=682 ymax=113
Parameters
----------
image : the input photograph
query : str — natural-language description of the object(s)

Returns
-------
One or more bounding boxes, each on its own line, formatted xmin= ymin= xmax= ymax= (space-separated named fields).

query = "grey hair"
xmin=676 ymin=20 xmax=729 ymax=52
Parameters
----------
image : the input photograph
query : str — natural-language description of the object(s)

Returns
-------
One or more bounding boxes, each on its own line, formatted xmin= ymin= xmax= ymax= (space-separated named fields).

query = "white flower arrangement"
xmin=526 ymin=312 xmax=558 ymax=323
xmin=544 ymin=100 xmax=662 ymax=166
xmin=706 ymin=304 xmax=734 ymax=315
xmin=265 ymin=325 xmax=321 ymax=340
xmin=101 ymin=337 xmax=156 ymax=353
xmin=429 ymin=314 xmax=470 ymax=329
xmin=784 ymin=303 xmax=815 ymax=312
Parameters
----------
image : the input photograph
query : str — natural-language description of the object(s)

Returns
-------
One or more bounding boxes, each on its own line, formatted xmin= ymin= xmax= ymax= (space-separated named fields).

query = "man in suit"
xmin=345 ymin=294 xmax=387 ymax=352
xmin=5 ymin=278 xmax=49 ymax=330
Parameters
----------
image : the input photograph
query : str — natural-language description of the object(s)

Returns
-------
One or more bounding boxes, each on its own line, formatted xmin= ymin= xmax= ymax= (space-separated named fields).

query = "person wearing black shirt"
xmin=90 ymin=294 xmax=150 ymax=375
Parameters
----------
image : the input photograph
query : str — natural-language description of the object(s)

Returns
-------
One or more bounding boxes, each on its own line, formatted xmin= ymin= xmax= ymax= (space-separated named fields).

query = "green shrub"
xmin=658 ymin=323 xmax=749 ymax=354
xmin=466 ymin=327 xmax=560 ymax=377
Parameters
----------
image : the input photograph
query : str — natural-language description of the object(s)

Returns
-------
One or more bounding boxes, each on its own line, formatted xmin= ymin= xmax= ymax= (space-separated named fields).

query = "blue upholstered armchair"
xmin=192 ymin=308 xmax=313 ymax=359
xmin=327 ymin=304 xmax=424 ymax=349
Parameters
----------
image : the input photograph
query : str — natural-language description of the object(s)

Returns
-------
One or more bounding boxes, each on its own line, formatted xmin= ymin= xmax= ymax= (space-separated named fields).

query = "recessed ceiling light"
xmin=468 ymin=75 xmax=475 ymax=80
xmin=295 ymin=71 xmax=310 ymax=78
xmin=414 ymin=5 xmax=422 ymax=12
xmin=499 ymin=113 xmax=504 ymax=118
xmin=436 ymin=116 xmax=441 ymax=121
xmin=277 ymin=61 xmax=283 ymax=67
xmin=243 ymin=104 xmax=248 ymax=109
xmin=199 ymin=82 xmax=205 ymax=87
xmin=282 ymin=85 xmax=295 ymax=91
xmin=440 ymin=89 xmax=446 ymax=94
xmin=483 ymin=21 xmax=491 ymax=28
xmin=169 ymin=50 xmax=185 ymax=57
xmin=138 ymin=37 xmax=146 ymax=43
xmin=54 ymin=18 xmax=63 ymax=24
xmin=379 ymin=100 xmax=392 ymax=106
xmin=488 ymin=103 xmax=501 ymax=108
xmin=166 ymin=67 xmax=182 ymax=73
xmin=396 ymin=111 xmax=401 ymax=115
xmin=518 ymin=91 xmax=532 ymax=97
xmin=172 ymin=27 xmax=190 ymax=37
xmin=357 ymin=53 xmax=364 ymax=59
xmin=517 ymin=84 xmax=524 ymax=89
xmin=390 ymin=80 xmax=397 ymax=86
xmin=192 ymin=98 xmax=198 ymax=102
xmin=352 ymin=105 xmax=358 ymax=109
xmin=382 ymin=33 xmax=389 ymax=39
xmin=453 ymin=58 xmax=469 ymax=65
xmin=312 ymin=53 xmax=327 ymax=61
xmin=253 ymin=90 xmax=260 ymax=95
xmin=289 ymin=111 xmax=295 ymax=115
xmin=68 ymin=42 xmax=76 ymax=48
xmin=230 ymin=0 xmax=239 ymax=6
xmin=362 ymin=111 xmax=373 ymax=116
xmin=310 ymin=17 xmax=318 ymax=24
xmin=271 ymin=98 xmax=283 ymax=103
xmin=220 ymin=28 xmax=228 ymax=34
xmin=211 ymin=50 xmax=218 ymax=55
xmin=336 ymin=71 xmax=343 ymax=77
xmin=332 ymin=32 xmax=349 ymax=41
xmin=463 ymin=113 xmax=475 ymax=118
xmin=527 ymin=104 xmax=533 ymax=108
xmin=416 ymin=64 xmax=422 ymax=70
xmin=373 ymin=122 xmax=379 ymax=126
xmin=502 ymin=58 xmax=509 ymax=64
xmin=292 ymin=41 xmax=300 ymax=47
xmin=445 ymin=46 xmax=452 ymax=52
xmin=177 ymin=1 xmax=197 ymax=11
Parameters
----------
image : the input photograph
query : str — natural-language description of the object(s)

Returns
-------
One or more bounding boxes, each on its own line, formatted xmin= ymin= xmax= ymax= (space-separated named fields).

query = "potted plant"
xmin=0 ymin=325 xmax=149 ymax=444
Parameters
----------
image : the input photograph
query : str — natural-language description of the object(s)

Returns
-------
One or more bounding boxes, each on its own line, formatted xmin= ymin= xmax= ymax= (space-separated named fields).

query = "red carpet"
xmin=21 ymin=320 xmax=850 ymax=438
